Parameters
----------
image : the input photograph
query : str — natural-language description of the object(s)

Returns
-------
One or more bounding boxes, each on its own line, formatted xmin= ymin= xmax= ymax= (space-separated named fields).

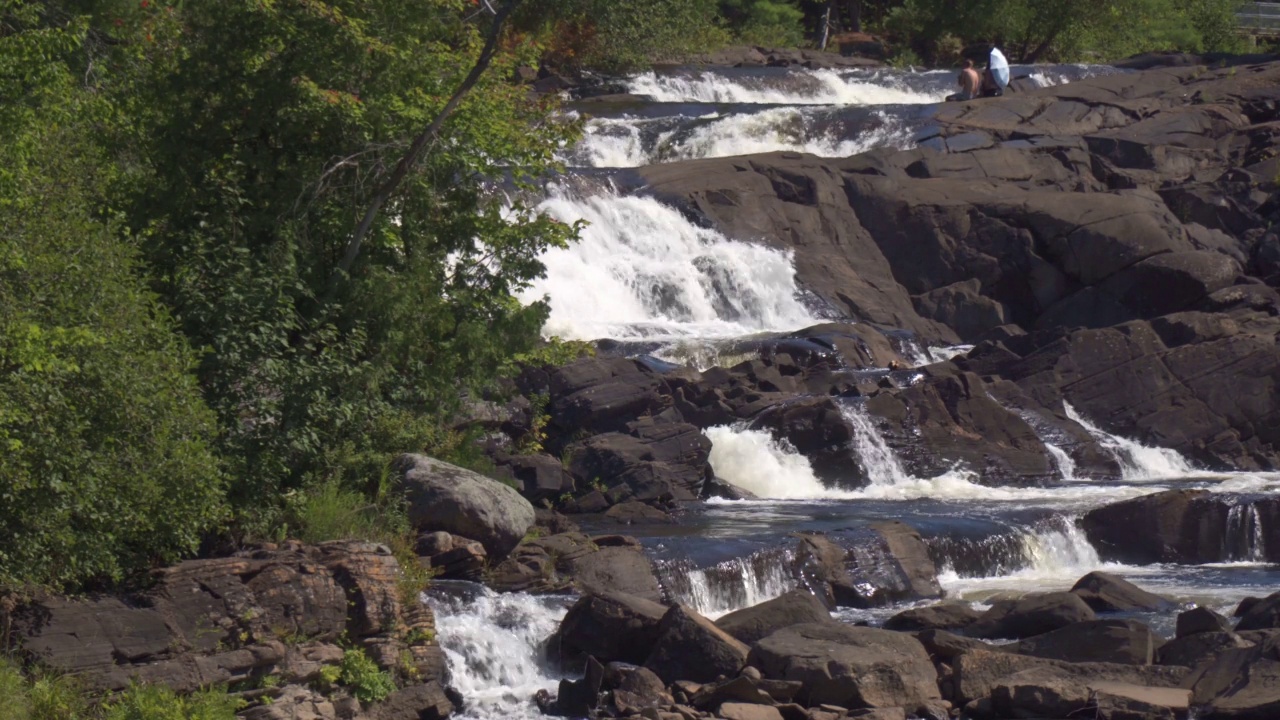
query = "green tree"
xmin=0 ymin=1 xmax=226 ymax=588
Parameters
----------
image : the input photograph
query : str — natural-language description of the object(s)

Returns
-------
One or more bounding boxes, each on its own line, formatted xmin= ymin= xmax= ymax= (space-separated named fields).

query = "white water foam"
xmin=570 ymin=108 xmax=913 ymax=168
xmin=628 ymin=69 xmax=946 ymax=105
xmin=705 ymin=408 xmax=1157 ymax=505
xmin=1226 ymin=503 xmax=1267 ymax=562
xmin=524 ymin=188 xmax=817 ymax=341
xmin=1063 ymin=403 xmax=1197 ymax=481
xmin=705 ymin=426 xmax=844 ymax=499
xmin=428 ymin=587 xmax=569 ymax=720
xmin=938 ymin=520 xmax=1107 ymax=598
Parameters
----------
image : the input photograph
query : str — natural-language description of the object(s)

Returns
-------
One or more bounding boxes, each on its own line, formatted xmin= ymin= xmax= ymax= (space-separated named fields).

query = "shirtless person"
xmin=946 ymin=59 xmax=981 ymax=102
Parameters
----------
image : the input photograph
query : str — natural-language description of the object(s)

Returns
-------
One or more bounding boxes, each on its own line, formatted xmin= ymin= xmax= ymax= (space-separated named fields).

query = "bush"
xmin=103 ymin=684 xmax=241 ymax=720
xmin=338 ymin=648 xmax=397 ymax=705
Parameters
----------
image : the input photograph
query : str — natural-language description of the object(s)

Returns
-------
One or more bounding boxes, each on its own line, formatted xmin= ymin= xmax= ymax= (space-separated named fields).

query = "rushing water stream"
xmin=440 ymin=62 xmax=1280 ymax=718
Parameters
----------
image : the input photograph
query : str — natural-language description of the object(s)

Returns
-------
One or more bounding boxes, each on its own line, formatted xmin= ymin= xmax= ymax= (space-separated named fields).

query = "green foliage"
xmin=338 ymin=648 xmax=397 ymax=704
xmin=0 ymin=659 xmax=91 ymax=720
xmin=719 ymin=0 xmax=806 ymax=46
xmin=103 ymin=684 xmax=242 ymax=720
xmin=884 ymin=0 xmax=1247 ymax=62
xmin=0 ymin=2 xmax=226 ymax=589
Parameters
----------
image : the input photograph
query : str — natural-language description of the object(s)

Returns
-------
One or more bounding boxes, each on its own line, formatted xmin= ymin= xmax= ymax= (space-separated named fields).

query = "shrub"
xmin=103 ymin=684 xmax=241 ymax=720
xmin=338 ymin=648 xmax=397 ymax=704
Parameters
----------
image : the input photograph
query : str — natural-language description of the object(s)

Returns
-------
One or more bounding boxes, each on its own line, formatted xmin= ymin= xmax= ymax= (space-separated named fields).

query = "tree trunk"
xmin=818 ymin=1 xmax=833 ymax=50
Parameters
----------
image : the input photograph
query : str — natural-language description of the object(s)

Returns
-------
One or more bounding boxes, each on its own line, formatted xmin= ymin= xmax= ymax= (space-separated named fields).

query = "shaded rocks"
xmin=645 ymin=605 xmax=750 ymax=684
xmin=1179 ymin=606 xmax=1234 ymax=637
xmin=1083 ymin=491 xmax=1280 ymax=565
xmin=952 ymin=649 xmax=1189 ymax=708
xmin=1158 ymin=631 xmax=1255 ymax=669
xmin=715 ymin=590 xmax=834 ymax=645
xmin=1235 ymin=591 xmax=1280 ymax=632
xmin=793 ymin=524 xmax=941 ymax=609
xmin=394 ymin=453 xmax=534 ymax=558
xmin=415 ymin=531 xmax=486 ymax=581
xmin=3 ymin=542 xmax=449 ymax=717
xmin=1190 ymin=646 xmax=1280 ymax=719
xmin=748 ymin=623 xmax=941 ymax=710
xmin=1070 ymin=571 xmax=1172 ymax=612
xmin=967 ymin=592 xmax=1096 ymax=640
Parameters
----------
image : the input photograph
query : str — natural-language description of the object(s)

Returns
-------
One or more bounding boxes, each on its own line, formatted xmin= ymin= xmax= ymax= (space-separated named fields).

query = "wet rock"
xmin=749 ymin=397 xmax=857 ymax=486
xmin=566 ymin=421 xmax=712 ymax=503
xmin=914 ymin=629 xmax=1007 ymax=662
xmin=1013 ymin=619 xmax=1157 ymax=665
xmin=912 ymin=279 xmax=1007 ymax=342
xmin=415 ymin=532 xmax=487 ymax=581
xmin=884 ymin=602 xmax=981 ymax=632
xmin=605 ymin=500 xmax=675 ymax=524
xmin=748 ymin=623 xmax=941 ymax=709
xmin=487 ymin=532 xmax=661 ymax=599
xmin=566 ymin=545 xmax=664 ymax=601
xmin=394 ymin=453 xmax=535 ymax=558
xmin=967 ymin=592 xmax=1097 ymax=640
xmin=990 ymin=669 xmax=1191 ymax=720
xmin=549 ymin=591 xmax=669 ymax=666
xmin=715 ymin=590 xmax=834 ymax=645
xmin=546 ymin=357 xmax=671 ymax=436
xmin=1236 ymin=591 xmax=1280 ymax=631
xmin=793 ymin=524 xmax=941 ymax=610
xmin=1070 ymin=571 xmax=1172 ymax=612
xmin=1157 ymin=631 xmax=1255 ymax=668
xmin=503 ymin=453 xmax=576 ymax=503
xmin=1178 ymin=606 xmax=1233 ymax=637
xmin=689 ymin=676 xmax=776 ymax=709
xmin=645 ymin=605 xmax=751 ymax=684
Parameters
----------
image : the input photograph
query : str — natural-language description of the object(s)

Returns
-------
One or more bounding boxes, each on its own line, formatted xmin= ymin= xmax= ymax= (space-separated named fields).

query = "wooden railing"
xmin=1238 ymin=1 xmax=1280 ymax=34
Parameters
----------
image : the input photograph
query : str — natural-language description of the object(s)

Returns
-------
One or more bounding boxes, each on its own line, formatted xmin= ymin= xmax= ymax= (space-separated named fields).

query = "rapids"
xmin=440 ymin=61 xmax=1280 ymax=719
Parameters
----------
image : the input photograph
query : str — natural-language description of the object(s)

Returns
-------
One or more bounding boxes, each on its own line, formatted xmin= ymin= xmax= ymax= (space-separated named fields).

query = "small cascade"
xmin=1063 ymin=403 xmax=1196 ymax=481
xmin=626 ymin=68 xmax=947 ymax=105
xmin=659 ymin=549 xmax=797 ymax=619
xmin=524 ymin=187 xmax=817 ymax=342
xmin=842 ymin=402 xmax=914 ymax=487
xmin=705 ymin=425 xmax=838 ymax=499
xmin=1226 ymin=503 xmax=1267 ymax=562
xmin=931 ymin=516 xmax=1103 ymax=582
xmin=426 ymin=584 xmax=571 ymax=720
xmin=1045 ymin=443 xmax=1080 ymax=482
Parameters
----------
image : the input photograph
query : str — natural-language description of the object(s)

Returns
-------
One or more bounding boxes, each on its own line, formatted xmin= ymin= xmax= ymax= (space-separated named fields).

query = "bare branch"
xmin=325 ymin=0 xmax=521 ymax=301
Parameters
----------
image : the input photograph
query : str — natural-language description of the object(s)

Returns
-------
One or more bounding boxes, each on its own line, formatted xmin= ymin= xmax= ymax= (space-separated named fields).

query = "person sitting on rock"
xmin=946 ymin=59 xmax=980 ymax=102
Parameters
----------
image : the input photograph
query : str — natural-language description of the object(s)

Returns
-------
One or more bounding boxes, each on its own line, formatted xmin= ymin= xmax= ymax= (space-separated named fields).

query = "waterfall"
xmin=1226 ymin=503 xmax=1267 ymax=562
xmin=1063 ymin=403 xmax=1196 ymax=481
xmin=567 ymin=108 xmax=914 ymax=168
xmin=523 ymin=187 xmax=817 ymax=342
xmin=1045 ymin=443 xmax=1080 ymax=482
xmin=933 ymin=516 xmax=1104 ymax=587
xmin=427 ymin=584 xmax=570 ymax=720
xmin=660 ymin=550 xmax=798 ymax=619
xmin=843 ymin=402 xmax=915 ymax=486
xmin=705 ymin=425 xmax=840 ymax=499
xmin=626 ymin=68 xmax=948 ymax=105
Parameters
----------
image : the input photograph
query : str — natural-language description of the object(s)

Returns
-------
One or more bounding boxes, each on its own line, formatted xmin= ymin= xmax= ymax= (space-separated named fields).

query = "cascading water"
xmin=567 ymin=108 xmax=914 ymax=168
xmin=524 ymin=187 xmax=817 ymax=342
xmin=1063 ymin=403 xmax=1196 ymax=480
xmin=705 ymin=426 xmax=838 ymax=499
xmin=427 ymin=584 xmax=571 ymax=720
xmin=659 ymin=550 xmax=798 ymax=619
xmin=933 ymin=516 xmax=1105 ymax=594
xmin=1045 ymin=443 xmax=1080 ymax=482
xmin=1226 ymin=503 xmax=1267 ymax=562
xmin=626 ymin=68 xmax=948 ymax=105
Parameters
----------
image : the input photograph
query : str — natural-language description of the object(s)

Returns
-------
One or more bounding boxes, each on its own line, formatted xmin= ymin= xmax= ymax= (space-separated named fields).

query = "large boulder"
xmin=967 ymin=592 xmax=1096 ymax=640
xmin=1158 ymin=631 xmax=1255 ymax=669
xmin=644 ymin=605 xmax=750 ymax=684
xmin=715 ymin=590 xmax=833 ymax=645
xmin=749 ymin=397 xmax=858 ymax=486
xmin=1236 ymin=591 xmax=1280 ymax=632
xmin=1178 ymin=606 xmax=1233 ymax=637
xmin=549 ymin=591 xmax=668 ymax=666
xmin=1190 ymin=647 xmax=1280 ymax=719
xmin=748 ymin=623 xmax=941 ymax=710
xmin=1013 ymin=619 xmax=1157 ymax=665
xmin=952 ymin=649 xmax=1190 ymax=707
xmin=1070 ymin=571 xmax=1172 ymax=612
xmin=990 ymin=669 xmax=1191 ymax=720
xmin=393 ymin=454 xmax=535 ymax=558
xmin=793 ymin=524 xmax=941 ymax=609
xmin=1082 ymin=490 xmax=1226 ymax=565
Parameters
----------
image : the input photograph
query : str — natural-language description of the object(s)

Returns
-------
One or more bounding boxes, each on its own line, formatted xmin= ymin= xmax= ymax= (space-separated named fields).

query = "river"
xmin=431 ymin=62 xmax=1280 ymax=720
